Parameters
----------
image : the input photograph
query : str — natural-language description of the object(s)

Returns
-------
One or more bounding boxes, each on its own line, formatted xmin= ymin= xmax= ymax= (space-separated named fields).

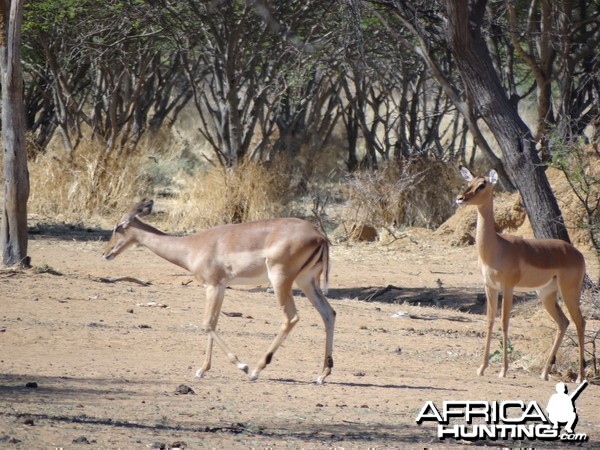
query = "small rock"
xmin=332 ymin=221 xmax=378 ymax=242
xmin=174 ymin=384 xmax=195 ymax=395
xmin=25 ymin=382 xmax=38 ymax=388
xmin=0 ymin=435 xmax=21 ymax=444
xmin=72 ymin=435 xmax=90 ymax=444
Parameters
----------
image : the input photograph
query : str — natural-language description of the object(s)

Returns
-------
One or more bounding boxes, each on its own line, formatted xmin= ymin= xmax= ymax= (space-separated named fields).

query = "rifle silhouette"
xmin=569 ymin=379 xmax=588 ymax=402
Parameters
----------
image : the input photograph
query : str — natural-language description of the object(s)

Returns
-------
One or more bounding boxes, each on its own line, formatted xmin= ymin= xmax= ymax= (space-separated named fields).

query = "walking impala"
xmin=456 ymin=167 xmax=586 ymax=382
xmin=103 ymin=199 xmax=335 ymax=384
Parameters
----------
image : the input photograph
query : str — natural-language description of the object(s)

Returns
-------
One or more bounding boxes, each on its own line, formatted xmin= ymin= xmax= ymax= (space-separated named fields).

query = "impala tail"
xmin=321 ymin=240 xmax=330 ymax=295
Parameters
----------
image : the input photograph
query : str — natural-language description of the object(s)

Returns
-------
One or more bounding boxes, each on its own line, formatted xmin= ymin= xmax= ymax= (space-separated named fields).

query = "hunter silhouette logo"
xmin=416 ymin=380 xmax=589 ymax=442
xmin=546 ymin=380 xmax=588 ymax=435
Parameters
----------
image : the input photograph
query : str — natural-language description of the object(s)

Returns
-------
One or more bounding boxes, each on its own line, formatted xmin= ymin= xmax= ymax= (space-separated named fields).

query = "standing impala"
xmin=103 ymin=199 xmax=335 ymax=384
xmin=456 ymin=167 xmax=586 ymax=382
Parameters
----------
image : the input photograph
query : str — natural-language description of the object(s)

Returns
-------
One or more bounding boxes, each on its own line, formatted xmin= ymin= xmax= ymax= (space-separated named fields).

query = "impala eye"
xmin=476 ymin=182 xmax=486 ymax=191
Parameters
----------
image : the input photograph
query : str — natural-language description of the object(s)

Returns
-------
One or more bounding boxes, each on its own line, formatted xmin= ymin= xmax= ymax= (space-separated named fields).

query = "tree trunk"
xmin=1 ymin=0 xmax=30 ymax=267
xmin=445 ymin=0 xmax=570 ymax=242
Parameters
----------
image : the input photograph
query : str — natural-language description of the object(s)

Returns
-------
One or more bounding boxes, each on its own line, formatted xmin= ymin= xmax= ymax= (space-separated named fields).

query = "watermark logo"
xmin=416 ymin=380 xmax=589 ymax=442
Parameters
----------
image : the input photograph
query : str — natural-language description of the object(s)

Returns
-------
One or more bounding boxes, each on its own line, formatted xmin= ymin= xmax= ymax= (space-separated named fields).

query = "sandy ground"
xmin=1 ymin=224 xmax=599 ymax=448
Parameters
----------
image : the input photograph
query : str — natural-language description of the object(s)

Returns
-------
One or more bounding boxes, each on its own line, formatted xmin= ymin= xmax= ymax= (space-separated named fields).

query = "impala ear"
xmin=134 ymin=199 xmax=154 ymax=217
xmin=488 ymin=170 xmax=498 ymax=185
xmin=459 ymin=165 xmax=475 ymax=182
xmin=116 ymin=215 xmax=131 ymax=229
xmin=117 ymin=199 xmax=154 ymax=228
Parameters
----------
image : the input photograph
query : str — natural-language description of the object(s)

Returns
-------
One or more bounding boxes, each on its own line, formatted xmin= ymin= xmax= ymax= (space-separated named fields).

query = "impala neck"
xmin=131 ymin=220 xmax=192 ymax=272
xmin=475 ymin=197 xmax=500 ymax=260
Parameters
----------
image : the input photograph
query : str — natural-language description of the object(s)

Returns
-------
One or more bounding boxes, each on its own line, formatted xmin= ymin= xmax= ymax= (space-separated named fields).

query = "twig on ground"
xmin=97 ymin=276 xmax=151 ymax=286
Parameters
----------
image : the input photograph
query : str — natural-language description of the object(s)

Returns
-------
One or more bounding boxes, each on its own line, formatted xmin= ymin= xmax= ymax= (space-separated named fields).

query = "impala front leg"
xmin=210 ymin=330 xmax=249 ymax=374
xmin=479 ymin=285 xmax=498 ymax=377
xmin=499 ymin=287 xmax=514 ymax=378
xmin=195 ymin=334 xmax=213 ymax=379
xmin=196 ymin=284 xmax=248 ymax=379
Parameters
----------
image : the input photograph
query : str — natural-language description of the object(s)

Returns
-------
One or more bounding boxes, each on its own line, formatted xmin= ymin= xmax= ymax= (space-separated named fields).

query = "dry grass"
xmin=166 ymin=159 xmax=293 ymax=232
xmin=28 ymin=140 xmax=152 ymax=226
xmin=26 ymin=132 xmax=294 ymax=232
xmin=343 ymin=159 xmax=461 ymax=234
xmin=513 ymin=300 xmax=600 ymax=382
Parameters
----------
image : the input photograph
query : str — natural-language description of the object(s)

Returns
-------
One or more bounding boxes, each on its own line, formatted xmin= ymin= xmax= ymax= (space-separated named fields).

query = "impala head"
xmin=456 ymin=166 xmax=498 ymax=206
xmin=103 ymin=199 xmax=154 ymax=260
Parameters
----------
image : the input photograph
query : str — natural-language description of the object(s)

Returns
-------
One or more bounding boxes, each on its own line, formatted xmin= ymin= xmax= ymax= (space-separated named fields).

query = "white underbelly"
xmin=227 ymin=272 xmax=271 ymax=287
xmin=483 ymin=272 xmax=558 ymax=293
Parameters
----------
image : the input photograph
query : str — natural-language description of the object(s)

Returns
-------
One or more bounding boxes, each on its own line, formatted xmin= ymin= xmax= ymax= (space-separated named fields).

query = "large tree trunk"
xmin=445 ymin=0 xmax=570 ymax=242
xmin=1 ymin=0 xmax=30 ymax=267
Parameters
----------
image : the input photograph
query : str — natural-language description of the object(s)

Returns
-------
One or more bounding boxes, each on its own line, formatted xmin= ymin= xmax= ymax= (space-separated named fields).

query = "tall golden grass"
xmin=344 ymin=159 xmax=461 ymax=231
xmin=24 ymin=136 xmax=465 ymax=235
xmin=166 ymin=158 xmax=293 ymax=231
xmin=25 ymin=129 xmax=296 ymax=231
xmin=28 ymin=140 xmax=152 ymax=226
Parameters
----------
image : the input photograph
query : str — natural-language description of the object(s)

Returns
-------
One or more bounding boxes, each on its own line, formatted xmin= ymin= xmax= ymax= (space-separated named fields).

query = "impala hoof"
xmin=249 ymin=370 xmax=259 ymax=381
xmin=237 ymin=362 xmax=249 ymax=374
xmin=195 ymin=369 xmax=205 ymax=379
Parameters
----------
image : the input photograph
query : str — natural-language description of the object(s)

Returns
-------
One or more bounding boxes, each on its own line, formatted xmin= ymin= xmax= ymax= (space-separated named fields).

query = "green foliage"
xmin=549 ymin=134 xmax=600 ymax=272
xmin=489 ymin=338 xmax=521 ymax=363
xmin=34 ymin=264 xmax=63 ymax=276
xmin=24 ymin=0 xmax=88 ymax=32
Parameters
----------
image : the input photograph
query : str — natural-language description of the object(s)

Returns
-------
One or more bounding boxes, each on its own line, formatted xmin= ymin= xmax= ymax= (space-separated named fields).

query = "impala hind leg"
xmin=250 ymin=278 xmax=299 ymax=381
xmin=195 ymin=284 xmax=248 ymax=379
xmin=297 ymin=277 xmax=336 ymax=384
xmin=479 ymin=285 xmax=499 ymax=376
xmin=539 ymin=290 xmax=569 ymax=381
xmin=559 ymin=284 xmax=586 ymax=383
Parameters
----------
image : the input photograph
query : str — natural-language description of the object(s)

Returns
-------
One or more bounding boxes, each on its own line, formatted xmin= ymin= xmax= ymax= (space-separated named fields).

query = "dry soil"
xmin=1 ymin=223 xmax=599 ymax=448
